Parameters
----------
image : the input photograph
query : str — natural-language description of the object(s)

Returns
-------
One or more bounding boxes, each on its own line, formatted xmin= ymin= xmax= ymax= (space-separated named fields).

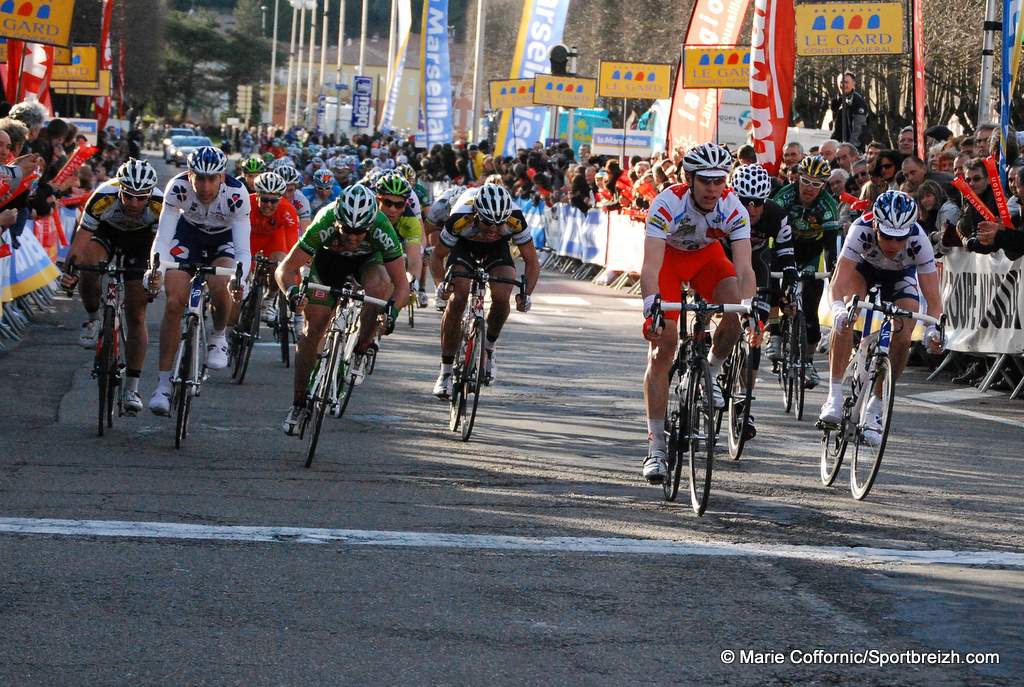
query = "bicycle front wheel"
xmin=850 ymin=356 xmax=896 ymax=499
xmin=305 ymin=332 xmax=342 ymax=468
xmin=96 ymin=306 xmax=115 ymax=436
xmin=461 ymin=317 xmax=486 ymax=442
xmin=277 ymin=290 xmax=291 ymax=367
xmin=794 ymin=312 xmax=807 ymax=420
xmin=175 ymin=317 xmax=197 ymax=450
xmin=727 ymin=340 xmax=754 ymax=460
xmin=233 ymin=285 xmax=261 ymax=384
xmin=688 ymin=358 xmax=716 ymax=516
xmin=407 ymin=298 xmax=415 ymax=328
xmin=664 ymin=360 xmax=687 ymax=502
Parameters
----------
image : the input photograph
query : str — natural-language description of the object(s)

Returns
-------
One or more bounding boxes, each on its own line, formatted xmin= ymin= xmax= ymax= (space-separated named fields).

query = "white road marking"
xmin=618 ymin=298 xmax=640 ymax=307
xmin=902 ymin=398 xmax=1024 ymax=431
xmin=908 ymin=388 xmax=1004 ymax=403
xmin=0 ymin=517 xmax=1020 ymax=569
xmin=535 ymin=295 xmax=591 ymax=306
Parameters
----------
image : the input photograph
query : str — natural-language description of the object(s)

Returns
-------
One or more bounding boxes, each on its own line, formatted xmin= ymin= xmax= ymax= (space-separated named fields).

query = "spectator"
xmin=896 ymin=126 xmax=916 ymax=157
xmin=975 ymin=124 xmax=997 ymax=158
xmin=865 ymin=141 xmax=884 ymax=164
xmin=957 ymin=160 xmax=999 ymax=251
xmin=869 ymin=150 xmax=902 ymax=191
xmin=828 ymin=168 xmax=849 ymax=196
xmin=569 ymin=169 xmax=591 ymax=214
xmin=900 ymin=155 xmax=955 ymax=195
xmin=0 ymin=117 xmax=29 ymax=157
xmin=915 ymin=179 xmax=960 ymax=253
xmin=782 ymin=141 xmax=804 ymax=170
xmin=835 ymin=142 xmax=858 ymax=172
xmin=736 ymin=144 xmax=757 ymax=165
xmin=830 ymin=71 xmax=868 ymax=145
xmin=7 ymin=100 xmax=45 ymax=142
xmin=818 ymin=139 xmax=839 ymax=163
xmin=851 ymin=157 xmax=870 ymax=191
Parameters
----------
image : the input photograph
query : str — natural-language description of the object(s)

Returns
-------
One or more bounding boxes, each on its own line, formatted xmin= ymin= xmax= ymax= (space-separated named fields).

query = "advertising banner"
xmin=351 ymin=75 xmax=372 ymax=129
xmin=379 ymin=0 xmax=412 ymax=131
xmin=489 ymin=78 xmax=536 ymax=109
xmin=590 ymin=128 xmax=654 ymax=157
xmin=942 ymin=248 xmax=1024 ymax=354
xmin=532 ymin=75 xmax=597 ymax=109
xmin=420 ymin=0 xmax=452 ymax=147
xmin=597 ymin=61 xmax=673 ymax=99
xmin=53 ymin=68 xmax=109 ymax=96
xmin=682 ymin=47 xmax=751 ymax=89
xmin=0 ymin=0 xmax=75 ymax=46
xmin=52 ymin=44 xmax=70 ymax=64
xmin=666 ymin=0 xmax=751 ymax=153
xmin=795 ymin=2 xmax=904 ymax=56
xmin=51 ymin=44 xmax=97 ymax=83
xmin=494 ymin=0 xmax=571 ymax=157
xmin=750 ymin=0 xmax=796 ymax=175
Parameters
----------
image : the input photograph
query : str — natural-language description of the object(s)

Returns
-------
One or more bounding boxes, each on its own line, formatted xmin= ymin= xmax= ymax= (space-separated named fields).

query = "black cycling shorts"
xmin=88 ymin=223 xmax=154 ymax=281
xmin=446 ymin=238 xmax=514 ymax=273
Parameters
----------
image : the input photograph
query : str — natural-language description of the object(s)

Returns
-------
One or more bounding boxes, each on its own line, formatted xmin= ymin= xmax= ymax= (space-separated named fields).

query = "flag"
xmin=749 ymin=0 xmax=795 ymax=175
xmin=95 ymin=0 xmax=115 ymax=132
xmin=4 ymin=39 xmax=23 ymax=103
xmin=117 ymin=36 xmax=126 ymax=118
xmin=667 ymin=0 xmax=751 ymax=153
xmin=1001 ymin=0 xmax=1020 ymax=185
xmin=379 ymin=0 xmax=412 ymax=131
xmin=912 ymin=0 xmax=926 ymax=159
xmin=19 ymin=43 xmax=54 ymax=114
xmin=493 ymin=0 xmax=572 ymax=157
xmin=1012 ymin=3 xmax=1024 ymax=91
xmin=420 ymin=0 xmax=453 ymax=147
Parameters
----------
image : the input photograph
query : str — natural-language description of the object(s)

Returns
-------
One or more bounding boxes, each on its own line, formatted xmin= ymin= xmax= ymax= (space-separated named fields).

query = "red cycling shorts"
xmin=657 ymin=242 xmax=737 ymax=321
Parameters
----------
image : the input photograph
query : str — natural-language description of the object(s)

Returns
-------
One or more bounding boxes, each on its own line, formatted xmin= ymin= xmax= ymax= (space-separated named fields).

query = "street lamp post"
xmin=267 ymin=0 xmax=279 ymax=128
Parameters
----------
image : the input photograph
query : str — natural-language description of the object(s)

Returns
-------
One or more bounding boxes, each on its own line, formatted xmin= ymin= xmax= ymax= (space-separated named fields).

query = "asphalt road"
xmin=1 ymin=155 xmax=1021 ymax=685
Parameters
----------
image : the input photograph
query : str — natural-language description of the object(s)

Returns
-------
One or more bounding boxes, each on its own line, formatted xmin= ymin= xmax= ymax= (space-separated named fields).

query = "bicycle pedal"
xmin=816 ymin=420 xmax=839 ymax=431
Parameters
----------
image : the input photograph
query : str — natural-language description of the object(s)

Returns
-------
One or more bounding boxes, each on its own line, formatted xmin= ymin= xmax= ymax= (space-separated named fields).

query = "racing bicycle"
xmin=770 ymin=270 xmax=828 ymax=420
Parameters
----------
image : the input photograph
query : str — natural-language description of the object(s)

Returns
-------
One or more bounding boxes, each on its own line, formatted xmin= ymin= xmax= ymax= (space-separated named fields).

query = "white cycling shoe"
xmin=349 ymin=353 xmax=367 ymax=386
xmin=124 ymin=390 xmax=144 ymax=415
xmin=710 ymin=378 xmax=725 ymax=409
xmin=282 ymin=405 xmax=304 ymax=435
xmin=206 ymin=336 xmax=229 ymax=369
xmin=818 ymin=395 xmax=843 ymax=424
xmin=483 ymin=351 xmax=496 ymax=385
xmin=861 ymin=397 xmax=883 ymax=446
xmin=642 ymin=450 xmax=668 ymax=484
xmin=416 ymin=290 xmax=429 ymax=308
xmin=433 ymin=372 xmax=453 ymax=399
xmin=79 ymin=320 xmax=100 ymax=348
xmin=148 ymin=387 xmax=172 ymax=416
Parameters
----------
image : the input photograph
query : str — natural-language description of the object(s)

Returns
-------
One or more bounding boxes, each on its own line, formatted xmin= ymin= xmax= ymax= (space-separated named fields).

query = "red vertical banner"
xmin=912 ymin=0 xmax=926 ymax=158
xmin=749 ymin=0 xmax=795 ymax=175
xmin=117 ymin=36 xmax=126 ymax=118
xmin=95 ymin=0 xmax=115 ymax=132
xmin=667 ymin=0 xmax=751 ymax=153
xmin=5 ymin=39 xmax=24 ymax=103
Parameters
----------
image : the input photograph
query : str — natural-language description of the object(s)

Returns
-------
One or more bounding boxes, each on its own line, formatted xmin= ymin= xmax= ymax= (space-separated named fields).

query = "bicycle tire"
xmin=776 ymin=318 xmax=792 ymax=411
xmin=795 ymin=312 xmax=807 ymax=420
xmin=407 ymin=298 xmax=415 ymax=328
xmin=233 ymin=285 xmax=261 ymax=384
xmin=461 ymin=317 xmax=486 ymax=442
xmin=114 ymin=313 xmax=127 ymax=418
xmin=850 ymin=355 xmax=895 ymax=499
xmin=96 ymin=306 xmax=115 ymax=436
xmin=727 ymin=339 xmax=754 ymax=460
xmin=277 ymin=290 xmax=290 ymax=367
xmin=175 ymin=317 xmax=197 ymax=450
xmin=714 ymin=349 xmax=735 ymax=436
xmin=305 ymin=331 xmax=341 ymax=468
xmin=688 ymin=357 xmax=716 ymax=515
xmin=664 ymin=359 xmax=687 ymax=502
xmin=449 ymin=320 xmax=471 ymax=433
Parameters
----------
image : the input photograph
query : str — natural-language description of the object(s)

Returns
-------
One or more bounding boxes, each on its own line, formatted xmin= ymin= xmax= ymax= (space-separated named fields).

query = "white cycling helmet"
xmin=730 ymin=163 xmax=773 ymax=200
xmin=872 ymin=190 xmax=919 ymax=239
xmin=116 ymin=158 xmax=158 ymax=194
xmin=334 ymin=184 xmax=379 ymax=231
xmin=187 ymin=146 xmax=228 ymax=174
xmin=474 ymin=183 xmax=513 ymax=224
xmin=254 ymin=171 xmax=287 ymax=196
xmin=682 ymin=143 xmax=733 ymax=178
xmin=275 ymin=165 xmax=302 ymax=187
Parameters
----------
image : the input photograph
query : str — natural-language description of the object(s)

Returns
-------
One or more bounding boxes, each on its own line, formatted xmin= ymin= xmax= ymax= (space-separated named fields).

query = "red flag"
xmin=5 ymin=39 xmax=24 ymax=103
xmin=117 ymin=36 xmax=126 ymax=118
xmin=19 ymin=43 xmax=54 ymax=114
xmin=51 ymin=145 xmax=100 ymax=188
xmin=667 ymin=0 xmax=751 ymax=153
xmin=912 ymin=0 xmax=926 ymax=158
xmin=750 ymin=0 xmax=795 ymax=176
xmin=95 ymin=0 xmax=115 ymax=132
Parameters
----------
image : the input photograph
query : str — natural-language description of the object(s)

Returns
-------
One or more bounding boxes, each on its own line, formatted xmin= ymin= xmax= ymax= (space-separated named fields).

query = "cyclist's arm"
xmin=773 ymin=216 xmax=797 ymax=272
xmin=919 ymin=270 xmax=942 ymax=319
xmin=729 ymin=238 xmax=757 ymax=300
xmin=275 ymin=242 xmax=312 ymax=295
xmin=640 ymin=236 xmax=666 ymax=298
xmin=229 ymin=195 xmax=252 ymax=280
xmin=151 ymin=193 xmax=181 ymax=265
xmin=829 ymin=256 xmax=859 ymax=302
xmin=517 ymin=239 xmax=541 ymax=295
xmin=383 ymin=256 xmax=410 ymax=309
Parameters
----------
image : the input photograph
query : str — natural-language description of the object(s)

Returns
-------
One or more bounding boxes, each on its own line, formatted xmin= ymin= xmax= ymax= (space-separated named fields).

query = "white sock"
xmin=647 ymin=419 xmax=666 ymax=453
xmin=485 ymin=338 xmax=497 ymax=353
xmin=126 ymin=376 xmax=141 ymax=393
xmin=708 ymin=351 xmax=726 ymax=375
xmin=441 ymin=363 xmax=453 ymax=375
xmin=157 ymin=370 xmax=172 ymax=389
xmin=211 ymin=329 xmax=225 ymax=340
xmin=829 ymin=381 xmax=843 ymax=399
xmin=86 ymin=310 xmax=99 ymax=322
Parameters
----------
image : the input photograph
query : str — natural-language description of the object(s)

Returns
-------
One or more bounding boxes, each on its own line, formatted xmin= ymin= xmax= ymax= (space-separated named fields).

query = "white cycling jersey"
xmin=153 ymin=172 xmax=252 ymax=278
xmin=288 ymin=189 xmax=312 ymax=221
xmin=840 ymin=214 xmax=937 ymax=274
xmin=426 ymin=186 xmax=463 ymax=227
xmin=645 ymin=183 xmax=751 ymax=251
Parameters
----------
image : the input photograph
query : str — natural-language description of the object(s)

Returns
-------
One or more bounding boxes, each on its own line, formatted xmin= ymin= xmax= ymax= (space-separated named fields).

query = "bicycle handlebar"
xmin=158 ymin=260 xmax=240 ymax=278
xmin=661 ymin=302 xmax=751 ymax=315
xmin=770 ymin=271 xmax=829 ymax=280
xmin=851 ymin=298 xmax=941 ymax=327
xmin=306 ymin=281 xmax=390 ymax=309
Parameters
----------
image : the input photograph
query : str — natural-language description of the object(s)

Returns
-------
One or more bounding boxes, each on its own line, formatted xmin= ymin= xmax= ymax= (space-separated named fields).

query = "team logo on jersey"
xmin=706 ymin=227 xmax=729 ymax=240
xmin=168 ymin=240 xmax=189 ymax=260
xmin=227 ymin=193 xmax=243 ymax=211
xmin=172 ymin=184 xmax=189 ymax=202
xmin=91 ymin=195 xmax=115 ymax=214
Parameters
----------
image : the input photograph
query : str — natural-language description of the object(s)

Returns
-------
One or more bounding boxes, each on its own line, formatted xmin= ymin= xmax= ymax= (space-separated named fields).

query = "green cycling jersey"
xmin=298 ymin=204 xmax=404 ymax=264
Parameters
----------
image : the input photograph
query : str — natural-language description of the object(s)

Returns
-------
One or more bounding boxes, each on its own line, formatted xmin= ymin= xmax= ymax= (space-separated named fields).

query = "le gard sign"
xmin=795 ymin=2 xmax=905 ymax=56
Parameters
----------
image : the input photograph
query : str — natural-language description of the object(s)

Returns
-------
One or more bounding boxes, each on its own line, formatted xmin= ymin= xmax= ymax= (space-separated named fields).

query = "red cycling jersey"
xmin=249 ymin=193 xmax=299 ymax=256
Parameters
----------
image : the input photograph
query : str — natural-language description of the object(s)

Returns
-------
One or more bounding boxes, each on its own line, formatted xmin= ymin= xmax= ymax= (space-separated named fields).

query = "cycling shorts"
xmin=306 ymin=251 xmax=380 ymax=307
xmin=88 ymin=223 xmax=154 ymax=282
xmin=657 ymin=242 xmax=737 ymax=321
xmin=167 ymin=219 xmax=235 ymax=265
xmin=446 ymin=238 xmax=514 ymax=273
xmin=856 ymin=263 xmax=920 ymax=303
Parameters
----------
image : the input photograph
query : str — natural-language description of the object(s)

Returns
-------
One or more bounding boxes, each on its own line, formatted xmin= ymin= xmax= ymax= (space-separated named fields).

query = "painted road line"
xmin=902 ymin=398 xmax=1024 ymax=431
xmin=536 ymin=295 xmax=591 ymax=306
xmin=908 ymin=388 xmax=1004 ymax=403
xmin=0 ymin=517 xmax=1021 ymax=569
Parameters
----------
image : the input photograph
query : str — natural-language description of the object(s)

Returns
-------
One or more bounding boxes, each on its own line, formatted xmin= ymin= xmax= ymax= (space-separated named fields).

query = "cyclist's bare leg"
xmin=293 ymin=303 xmax=331 ymax=406
xmin=440 ymin=272 xmax=470 ymax=359
xmin=827 ymin=268 xmax=867 ymax=382
xmin=643 ymin=318 xmax=680 ymax=421
xmin=405 ymin=242 xmax=422 ymax=289
xmin=484 ymin=264 xmax=516 ymax=342
xmin=208 ymin=256 xmax=235 ymax=331
xmin=888 ymin=297 xmax=919 ymax=380
xmin=124 ymin=281 xmax=150 ymax=371
xmin=426 ymin=229 xmax=445 ymax=286
xmin=356 ymin=264 xmax=392 ymax=352
xmin=76 ymin=239 xmax=111 ymax=314
xmin=710 ymin=276 xmax=742 ymax=358
xmin=157 ymin=270 xmax=190 ymax=370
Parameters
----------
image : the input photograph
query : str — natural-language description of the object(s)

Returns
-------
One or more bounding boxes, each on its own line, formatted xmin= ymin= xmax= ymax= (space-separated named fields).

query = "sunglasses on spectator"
xmin=799 ymin=177 xmax=825 ymax=188
xmin=739 ymin=197 xmax=765 ymax=207
xmin=855 ymin=171 xmax=869 ymax=179
xmin=258 ymin=195 xmax=281 ymax=204
xmin=378 ymin=198 xmax=407 ymax=209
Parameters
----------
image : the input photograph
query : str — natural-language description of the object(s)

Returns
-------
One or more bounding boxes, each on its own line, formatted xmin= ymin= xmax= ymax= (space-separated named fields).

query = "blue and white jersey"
xmin=839 ymin=213 xmax=936 ymax=274
xmin=153 ymin=172 xmax=252 ymax=278
xmin=301 ymin=184 xmax=341 ymax=214
xmin=287 ymin=189 xmax=312 ymax=221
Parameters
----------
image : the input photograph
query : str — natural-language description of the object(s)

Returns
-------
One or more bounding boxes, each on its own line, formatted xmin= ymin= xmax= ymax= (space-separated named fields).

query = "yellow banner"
xmin=489 ymin=79 xmax=536 ymax=109
xmin=682 ymin=46 xmax=751 ymax=89
xmin=532 ymin=75 xmax=597 ymax=109
xmin=0 ymin=0 xmax=75 ymax=47
xmin=598 ymin=61 xmax=673 ymax=99
xmin=796 ymin=3 xmax=904 ymax=56
xmin=53 ymin=44 xmax=71 ymax=64
xmin=0 ymin=40 xmax=5 ymax=62
xmin=52 ymin=68 xmax=110 ymax=96
xmin=52 ymin=45 xmax=97 ymax=82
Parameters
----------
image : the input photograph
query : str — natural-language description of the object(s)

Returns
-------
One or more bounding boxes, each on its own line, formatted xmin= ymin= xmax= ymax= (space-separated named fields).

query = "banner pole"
xmin=621 ymin=97 xmax=627 ymax=166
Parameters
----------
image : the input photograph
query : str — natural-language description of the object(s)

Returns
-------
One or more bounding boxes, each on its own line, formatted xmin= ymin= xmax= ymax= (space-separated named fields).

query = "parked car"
xmin=163 ymin=127 xmax=196 ymax=162
xmin=168 ymin=135 xmax=214 ymax=167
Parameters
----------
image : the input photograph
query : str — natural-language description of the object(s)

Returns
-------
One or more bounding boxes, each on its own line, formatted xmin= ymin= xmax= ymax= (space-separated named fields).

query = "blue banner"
xmin=421 ymin=0 xmax=453 ymax=146
xmin=494 ymin=0 xmax=572 ymax=156
xmin=351 ymin=76 xmax=372 ymax=129
xmin=1001 ymin=0 xmax=1021 ymax=185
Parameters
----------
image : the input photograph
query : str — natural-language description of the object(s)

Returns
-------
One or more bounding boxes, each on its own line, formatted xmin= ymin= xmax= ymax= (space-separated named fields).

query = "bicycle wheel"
xmin=277 ymin=290 xmax=290 ymax=367
xmin=175 ymin=317 xmax=197 ymax=450
xmin=776 ymin=318 xmax=792 ymax=411
xmin=663 ymin=360 xmax=687 ymax=502
xmin=449 ymin=321 xmax=471 ymax=432
xmin=96 ymin=306 xmax=115 ymax=436
xmin=727 ymin=340 xmax=754 ymax=460
xmin=714 ymin=349 xmax=735 ymax=436
xmin=407 ymin=298 xmax=415 ymax=328
xmin=794 ymin=312 xmax=807 ymax=420
xmin=305 ymin=331 xmax=341 ymax=468
xmin=233 ymin=285 xmax=261 ymax=384
xmin=850 ymin=356 xmax=895 ymax=499
xmin=460 ymin=317 xmax=486 ymax=442
xmin=688 ymin=358 xmax=716 ymax=516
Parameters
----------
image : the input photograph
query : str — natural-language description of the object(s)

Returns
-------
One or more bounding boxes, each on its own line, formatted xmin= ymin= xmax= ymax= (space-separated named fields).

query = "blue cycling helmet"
xmin=188 ymin=146 xmax=227 ymax=175
xmin=872 ymin=190 xmax=919 ymax=238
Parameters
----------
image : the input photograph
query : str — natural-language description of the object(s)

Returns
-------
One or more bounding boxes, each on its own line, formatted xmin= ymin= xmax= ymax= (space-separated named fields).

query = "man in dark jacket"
xmin=830 ymin=72 xmax=868 ymax=147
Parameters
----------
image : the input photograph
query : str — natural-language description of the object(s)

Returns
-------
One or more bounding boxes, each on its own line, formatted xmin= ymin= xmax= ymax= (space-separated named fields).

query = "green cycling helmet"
xmin=241 ymin=156 xmax=266 ymax=174
xmin=374 ymin=171 xmax=412 ymax=198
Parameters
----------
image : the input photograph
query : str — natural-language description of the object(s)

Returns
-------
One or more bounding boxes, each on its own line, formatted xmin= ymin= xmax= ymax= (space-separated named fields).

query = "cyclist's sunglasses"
xmin=739 ymin=197 xmax=765 ymax=207
xmin=799 ymin=176 xmax=826 ymax=188
xmin=378 ymin=197 xmax=407 ymax=209
xmin=258 ymin=195 xmax=282 ymax=204
xmin=120 ymin=190 xmax=151 ymax=201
